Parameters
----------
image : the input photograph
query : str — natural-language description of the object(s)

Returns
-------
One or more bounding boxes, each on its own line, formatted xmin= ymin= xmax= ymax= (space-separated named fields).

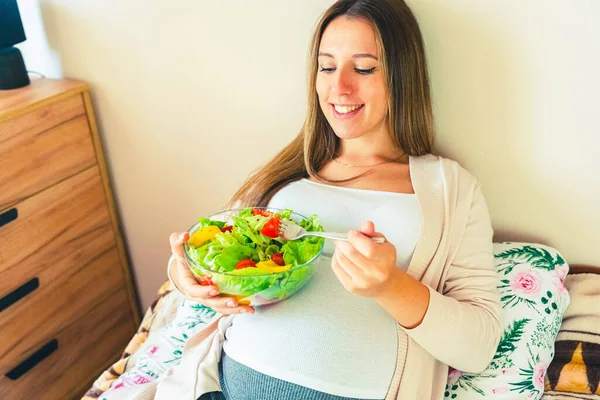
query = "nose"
xmin=331 ymin=68 xmax=352 ymax=95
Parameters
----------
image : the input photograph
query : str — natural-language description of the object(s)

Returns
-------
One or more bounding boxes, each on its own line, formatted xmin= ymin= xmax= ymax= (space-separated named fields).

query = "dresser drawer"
xmin=0 ymin=246 xmax=126 ymax=372
xmin=0 ymin=167 xmax=128 ymax=362
xmin=0 ymin=287 xmax=136 ymax=400
xmin=0 ymin=94 xmax=97 ymax=210
xmin=0 ymin=165 xmax=112 ymax=280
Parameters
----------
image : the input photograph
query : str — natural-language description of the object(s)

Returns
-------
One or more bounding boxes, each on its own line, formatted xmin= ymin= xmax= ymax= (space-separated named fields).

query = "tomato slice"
xmin=252 ymin=208 xmax=273 ymax=217
xmin=271 ymin=253 xmax=285 ymax=266
xmin=260 ymin=216 xmax=281 ymax=238
xmin=198 ymin=275 xmax=215 ymax=286
xmin=235 ymin=259 xmax=257 ymax=270
xmin=220 ymin=225 xmax=233 ymax=233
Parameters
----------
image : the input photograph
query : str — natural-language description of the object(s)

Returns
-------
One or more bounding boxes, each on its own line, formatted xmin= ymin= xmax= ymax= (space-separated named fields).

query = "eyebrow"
xmin=318 ymin=52 xmax=378 ymax=60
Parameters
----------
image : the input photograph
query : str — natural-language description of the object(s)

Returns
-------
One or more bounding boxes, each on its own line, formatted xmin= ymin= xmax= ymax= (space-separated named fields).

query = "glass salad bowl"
xmin=184 ymin=207 xmax=325 ymax=306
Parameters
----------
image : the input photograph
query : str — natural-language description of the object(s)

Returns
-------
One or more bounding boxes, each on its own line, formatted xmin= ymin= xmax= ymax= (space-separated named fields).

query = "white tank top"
xmin=222 ymin=179 xmax=422 ymax=399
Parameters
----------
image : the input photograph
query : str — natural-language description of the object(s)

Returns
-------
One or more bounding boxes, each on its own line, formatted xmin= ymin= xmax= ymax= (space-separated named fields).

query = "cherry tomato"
xmin=260 ymin=216 xmax=281 ymax=238
xmin=252 ymin=208 xmax=273 ymax=217
xmin=198 ymin=275 xmax=215 ymax=286
xmin=271 ymin=253 xmax=285 ymax=266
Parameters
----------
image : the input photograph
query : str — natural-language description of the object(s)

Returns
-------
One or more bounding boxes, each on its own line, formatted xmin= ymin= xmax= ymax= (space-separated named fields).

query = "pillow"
xmin=83 ymin=280 xmax=183 ymax=399
xmin=445 ymin=242 xmax=571 ymax=400
xmin=542 ymin=272 xmax=600 ymax=399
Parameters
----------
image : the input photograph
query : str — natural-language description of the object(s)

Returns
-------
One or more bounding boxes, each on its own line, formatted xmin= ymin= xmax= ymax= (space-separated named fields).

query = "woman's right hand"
xmin=169 ymin=232 xmax=255 ymax=315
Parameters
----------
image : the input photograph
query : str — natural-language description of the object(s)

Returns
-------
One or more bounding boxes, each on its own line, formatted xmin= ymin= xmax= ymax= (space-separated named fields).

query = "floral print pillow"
xmin=445 ymin=242 xmax=570 ymax=400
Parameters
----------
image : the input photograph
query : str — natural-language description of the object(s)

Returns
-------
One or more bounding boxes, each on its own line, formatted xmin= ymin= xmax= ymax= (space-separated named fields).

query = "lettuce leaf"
xmin=197 ymin=217 xmax=226 ymax=229
xmin=214 ymin=274 xmax=278 ymax=297
xmin=299 ymin=214 xmax=324 ymax=233
xmin=281 ymin=237 xmax=323 ymax=265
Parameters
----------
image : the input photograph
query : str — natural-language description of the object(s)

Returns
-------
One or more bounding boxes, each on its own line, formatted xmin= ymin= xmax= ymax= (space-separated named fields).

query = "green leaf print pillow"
xmin=445 ymin=243 xmax=570 ymax=400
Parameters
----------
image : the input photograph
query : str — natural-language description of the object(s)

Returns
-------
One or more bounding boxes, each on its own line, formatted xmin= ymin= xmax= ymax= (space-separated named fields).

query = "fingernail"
xmin=209 ymin=290 xmax=219 ymax=296
xmin=226 ymin=301 xmax=237 ymax=307
xmin=239 ymin=309 xmax=248 ymax=313
xmin=178 ymin=233 xmax=186 ymax=241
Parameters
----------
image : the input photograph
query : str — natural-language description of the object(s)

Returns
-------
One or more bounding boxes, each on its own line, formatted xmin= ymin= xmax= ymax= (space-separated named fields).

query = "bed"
xmin=82 ymin=248 xmax=600 ymax=400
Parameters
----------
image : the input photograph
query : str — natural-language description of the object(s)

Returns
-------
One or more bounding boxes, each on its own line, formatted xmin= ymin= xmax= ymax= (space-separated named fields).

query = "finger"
xmin=192 ymin=296 xmax=255 ymax=315
xmin=334 ymin=247 xmax=365 ymax=279
xmin=184 ymin=281 xmax=255 ymax=314
xmin=359 ymin=221 xmax=376 ymax=237
xmin=181 ymin=274 xmax=220 ymax=298
xmin=348 ymin=230 xmax=386 ymax=259
xmin=176 ymin=257 xmax=194 ymax=282
xmin=358 ymin=222 xmax=386 ymax=240
xmin=337 ymin=240 xmax=371 ymax=269
xmin=331 ymin=252 xmax=353 ymax=286
xmin=219 ymin=305 xmax=255 ymax=315
xmin=176 ymin=261 xmax=220 ymax=297
xmin=170 ymin=232 xmax=189 ymax=260
xmin=169 ymin=231 xmax=189 ymax=246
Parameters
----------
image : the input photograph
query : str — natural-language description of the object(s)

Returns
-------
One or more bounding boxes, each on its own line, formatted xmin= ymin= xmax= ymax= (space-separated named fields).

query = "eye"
xmin=355 ymin=67 xmax=376 ymax=75
xmin=319 ymin=66 xmax=335 ymax=73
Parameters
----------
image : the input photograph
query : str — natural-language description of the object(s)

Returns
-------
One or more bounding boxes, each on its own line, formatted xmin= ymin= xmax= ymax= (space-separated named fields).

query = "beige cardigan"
xmin=105 ymin=154 xmax=502 ymax=400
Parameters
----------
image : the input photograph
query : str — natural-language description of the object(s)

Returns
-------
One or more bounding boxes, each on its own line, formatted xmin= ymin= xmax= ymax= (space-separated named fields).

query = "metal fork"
xmin=278 ymin=219 xmax=385 ymax=243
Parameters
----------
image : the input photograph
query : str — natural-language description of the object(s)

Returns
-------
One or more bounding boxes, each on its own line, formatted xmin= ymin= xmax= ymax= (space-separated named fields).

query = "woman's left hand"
xmin=332 ymin=221 xmax=398 ymax=297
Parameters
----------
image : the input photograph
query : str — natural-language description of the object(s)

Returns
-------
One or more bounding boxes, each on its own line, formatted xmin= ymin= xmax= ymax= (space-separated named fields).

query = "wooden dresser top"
xmin=0 ymin=78 xmax=88 ymax=123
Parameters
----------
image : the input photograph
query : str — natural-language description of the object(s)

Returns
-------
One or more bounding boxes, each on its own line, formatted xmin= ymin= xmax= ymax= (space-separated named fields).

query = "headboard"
xmin=569 ymin=264 xmax=600 ymax=274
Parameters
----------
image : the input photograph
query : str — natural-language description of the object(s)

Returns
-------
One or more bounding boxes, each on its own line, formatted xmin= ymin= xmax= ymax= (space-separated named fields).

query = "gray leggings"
xmin=198 ymin=352 xmax=379 ymax=400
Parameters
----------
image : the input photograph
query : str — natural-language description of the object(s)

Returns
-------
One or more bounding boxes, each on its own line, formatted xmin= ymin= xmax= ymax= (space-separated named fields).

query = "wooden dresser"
xmin=0 ymin=78 xmax=140 ymax=399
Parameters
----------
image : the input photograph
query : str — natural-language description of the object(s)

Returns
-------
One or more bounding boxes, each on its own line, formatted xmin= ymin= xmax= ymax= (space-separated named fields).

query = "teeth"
xmin=334 ymin=104 xmax=362 ymax=114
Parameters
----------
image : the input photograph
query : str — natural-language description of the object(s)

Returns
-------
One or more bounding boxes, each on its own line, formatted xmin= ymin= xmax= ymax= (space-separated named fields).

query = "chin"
xmin=328 ymin=120 xmax=371 ymax=139
xmin=331 ymin=128 xmax=364 ymax=140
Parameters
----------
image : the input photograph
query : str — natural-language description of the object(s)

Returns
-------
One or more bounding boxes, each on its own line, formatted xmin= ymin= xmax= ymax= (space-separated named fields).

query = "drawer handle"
xmin=0 ymin=278 xmax=39 ymax=312
xmin=0 ymin=208 xmax=18 ymax=228
xmin=5 ymin=339 xmax=59 ymax=380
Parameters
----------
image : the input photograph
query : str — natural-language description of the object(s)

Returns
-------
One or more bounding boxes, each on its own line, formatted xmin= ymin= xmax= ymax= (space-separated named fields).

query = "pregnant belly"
xmin=222 ymin=256 xmax=398 ymax=398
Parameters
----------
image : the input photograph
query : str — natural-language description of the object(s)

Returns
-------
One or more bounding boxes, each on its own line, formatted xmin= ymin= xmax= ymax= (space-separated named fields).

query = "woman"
xmin=167 ymin=0 xmax=502 ymax=399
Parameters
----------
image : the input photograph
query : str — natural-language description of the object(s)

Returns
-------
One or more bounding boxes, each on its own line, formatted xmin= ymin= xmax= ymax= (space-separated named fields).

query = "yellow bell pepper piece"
xmin=189 ymin=226 xmax=221 ymax=247
xmin=256 ymin=259 xmax=292 ymax=273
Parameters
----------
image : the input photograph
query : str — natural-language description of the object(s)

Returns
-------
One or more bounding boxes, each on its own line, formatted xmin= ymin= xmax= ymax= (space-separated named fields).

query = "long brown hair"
xmin=227 ymin=0 xmax=434 ymax=208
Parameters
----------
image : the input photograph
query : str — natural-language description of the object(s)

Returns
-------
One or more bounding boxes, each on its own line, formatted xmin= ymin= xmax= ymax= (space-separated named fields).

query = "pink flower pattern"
xmin=550 ymin=267 xmax=568 ymax=295
xmin=447 ymin=367 xmax=463 ymax=385
xmin=533 ymin=362 xmax=548 ymax=391
xmin=510 ymin=270 xmax=542 ymax=298
xmin=492 ymin=386 xmax=509 ymax=394
xmin=148 ymin=345 xmax=159 ymax=356
xmin=111 ymin=372 xmax=154 ymax=391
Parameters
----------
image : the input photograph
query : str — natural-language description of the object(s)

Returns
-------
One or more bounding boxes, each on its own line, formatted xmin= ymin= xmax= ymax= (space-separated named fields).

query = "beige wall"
xmin=18 ymin=0 xmax=600 ymax=309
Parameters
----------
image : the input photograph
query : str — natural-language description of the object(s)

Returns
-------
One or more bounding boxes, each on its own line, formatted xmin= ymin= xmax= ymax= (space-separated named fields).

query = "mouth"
xmin=330 ymin=104 xmax=364 ymax=119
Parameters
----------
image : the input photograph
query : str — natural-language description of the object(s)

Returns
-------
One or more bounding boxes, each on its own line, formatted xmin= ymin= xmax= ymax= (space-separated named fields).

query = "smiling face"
xmin=316 ymin=16 xmax=389 ymax=141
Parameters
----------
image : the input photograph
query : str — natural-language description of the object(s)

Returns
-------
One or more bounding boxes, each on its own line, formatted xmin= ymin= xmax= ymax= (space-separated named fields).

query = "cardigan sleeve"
xmin=402 ymin=183 xmax=502 ymax=373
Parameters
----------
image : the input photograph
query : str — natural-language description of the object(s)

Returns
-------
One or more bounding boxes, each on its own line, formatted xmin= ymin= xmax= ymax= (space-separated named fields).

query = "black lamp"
xmin=0 ymin=0 xmax=30 ymax=90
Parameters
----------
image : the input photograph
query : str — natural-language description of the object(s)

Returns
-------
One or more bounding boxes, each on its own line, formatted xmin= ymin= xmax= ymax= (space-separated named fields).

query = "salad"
xmin=184 ymin=207 xmax=325 ymax=305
